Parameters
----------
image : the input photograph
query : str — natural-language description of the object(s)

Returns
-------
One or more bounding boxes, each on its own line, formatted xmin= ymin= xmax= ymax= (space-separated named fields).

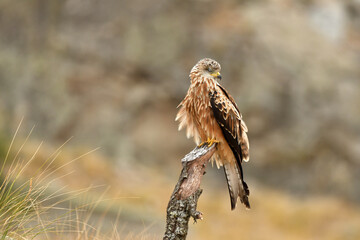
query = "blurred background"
xmin=0 ymin=0 xmax=360 ymax=239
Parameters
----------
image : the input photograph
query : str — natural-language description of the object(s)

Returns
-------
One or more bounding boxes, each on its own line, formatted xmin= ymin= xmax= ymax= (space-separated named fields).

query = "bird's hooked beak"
xmin=210 ymin=71 xmax=222 ymax=80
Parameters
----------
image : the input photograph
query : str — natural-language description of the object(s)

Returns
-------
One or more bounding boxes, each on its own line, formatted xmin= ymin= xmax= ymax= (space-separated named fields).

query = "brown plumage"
xmin=176 ymin=58 xmax=250 ymax=210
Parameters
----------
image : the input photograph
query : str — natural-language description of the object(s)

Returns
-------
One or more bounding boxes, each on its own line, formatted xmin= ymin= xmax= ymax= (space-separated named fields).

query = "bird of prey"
xmin=176 ymin=58 xmax=250 ymax=210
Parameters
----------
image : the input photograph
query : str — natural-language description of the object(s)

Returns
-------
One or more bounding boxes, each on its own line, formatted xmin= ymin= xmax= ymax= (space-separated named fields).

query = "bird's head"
xmin=190 ymin=58 xmax=222 ymax=82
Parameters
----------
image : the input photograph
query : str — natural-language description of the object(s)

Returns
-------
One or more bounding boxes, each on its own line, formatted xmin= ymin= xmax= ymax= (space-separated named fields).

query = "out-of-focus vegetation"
xmin=0 ymin=0 xmax=360 ymax=239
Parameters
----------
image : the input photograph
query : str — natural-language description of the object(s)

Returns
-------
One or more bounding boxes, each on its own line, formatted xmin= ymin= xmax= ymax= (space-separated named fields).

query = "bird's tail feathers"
xmin=223 ymin=163 xmax=250 ymax=210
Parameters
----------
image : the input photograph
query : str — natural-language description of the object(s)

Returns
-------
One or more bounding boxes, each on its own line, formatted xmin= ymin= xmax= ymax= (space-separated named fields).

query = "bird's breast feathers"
xmin=176 ymin=79 xmax=216 ymax=138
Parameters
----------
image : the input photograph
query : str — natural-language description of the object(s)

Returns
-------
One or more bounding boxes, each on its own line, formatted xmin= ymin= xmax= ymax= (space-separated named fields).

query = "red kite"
xmin=176 ymin=58 xmax=250 ymax=210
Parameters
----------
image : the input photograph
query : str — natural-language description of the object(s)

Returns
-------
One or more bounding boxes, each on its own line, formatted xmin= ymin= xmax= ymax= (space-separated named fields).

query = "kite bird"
xmin=176 ymin=58 xmax=250 ymax=210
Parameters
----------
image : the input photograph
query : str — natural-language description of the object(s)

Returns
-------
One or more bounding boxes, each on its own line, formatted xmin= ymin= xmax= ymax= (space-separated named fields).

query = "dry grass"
xmin=0 ymin=121 xmax=158 ymax=240
xmin=2 ymin=121 xmax=360 ymax=240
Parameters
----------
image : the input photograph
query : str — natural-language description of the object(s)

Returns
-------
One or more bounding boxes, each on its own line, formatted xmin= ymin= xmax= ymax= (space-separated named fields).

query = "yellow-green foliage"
xmin=0 ymin=126 xmax=48 ymax=239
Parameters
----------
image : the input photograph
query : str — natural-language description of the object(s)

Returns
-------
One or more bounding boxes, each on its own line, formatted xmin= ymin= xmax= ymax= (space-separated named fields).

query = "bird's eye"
xmin=207 ymin=67 xmax=213 ymax=72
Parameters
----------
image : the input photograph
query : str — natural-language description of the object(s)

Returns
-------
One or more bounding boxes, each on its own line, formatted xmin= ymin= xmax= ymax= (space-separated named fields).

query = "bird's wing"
xmin=210 ymin=83 xmax=250 ymax=209
xmin=210 ymin=83 xmax=249 ymax=162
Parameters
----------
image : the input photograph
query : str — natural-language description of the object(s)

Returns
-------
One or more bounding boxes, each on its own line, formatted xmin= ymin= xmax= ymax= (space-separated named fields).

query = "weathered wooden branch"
xmin=163 ymin=143 xmax=217 ymax=240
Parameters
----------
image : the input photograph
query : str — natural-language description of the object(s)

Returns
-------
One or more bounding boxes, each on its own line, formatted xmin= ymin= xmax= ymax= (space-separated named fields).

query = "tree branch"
xmin=163 ymin=143 xmax=217 ymax=240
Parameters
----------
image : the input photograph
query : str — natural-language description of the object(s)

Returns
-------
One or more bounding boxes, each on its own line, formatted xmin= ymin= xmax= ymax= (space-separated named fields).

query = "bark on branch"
xmin=163 ymin=143 xmax=217 ymax=240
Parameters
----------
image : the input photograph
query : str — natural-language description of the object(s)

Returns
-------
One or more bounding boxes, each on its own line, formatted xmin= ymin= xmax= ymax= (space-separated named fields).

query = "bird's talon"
xmin=207 ymin=138 xmax=219 ymax=147
xmin=198 ymin=138 xmax=219 ymax=148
